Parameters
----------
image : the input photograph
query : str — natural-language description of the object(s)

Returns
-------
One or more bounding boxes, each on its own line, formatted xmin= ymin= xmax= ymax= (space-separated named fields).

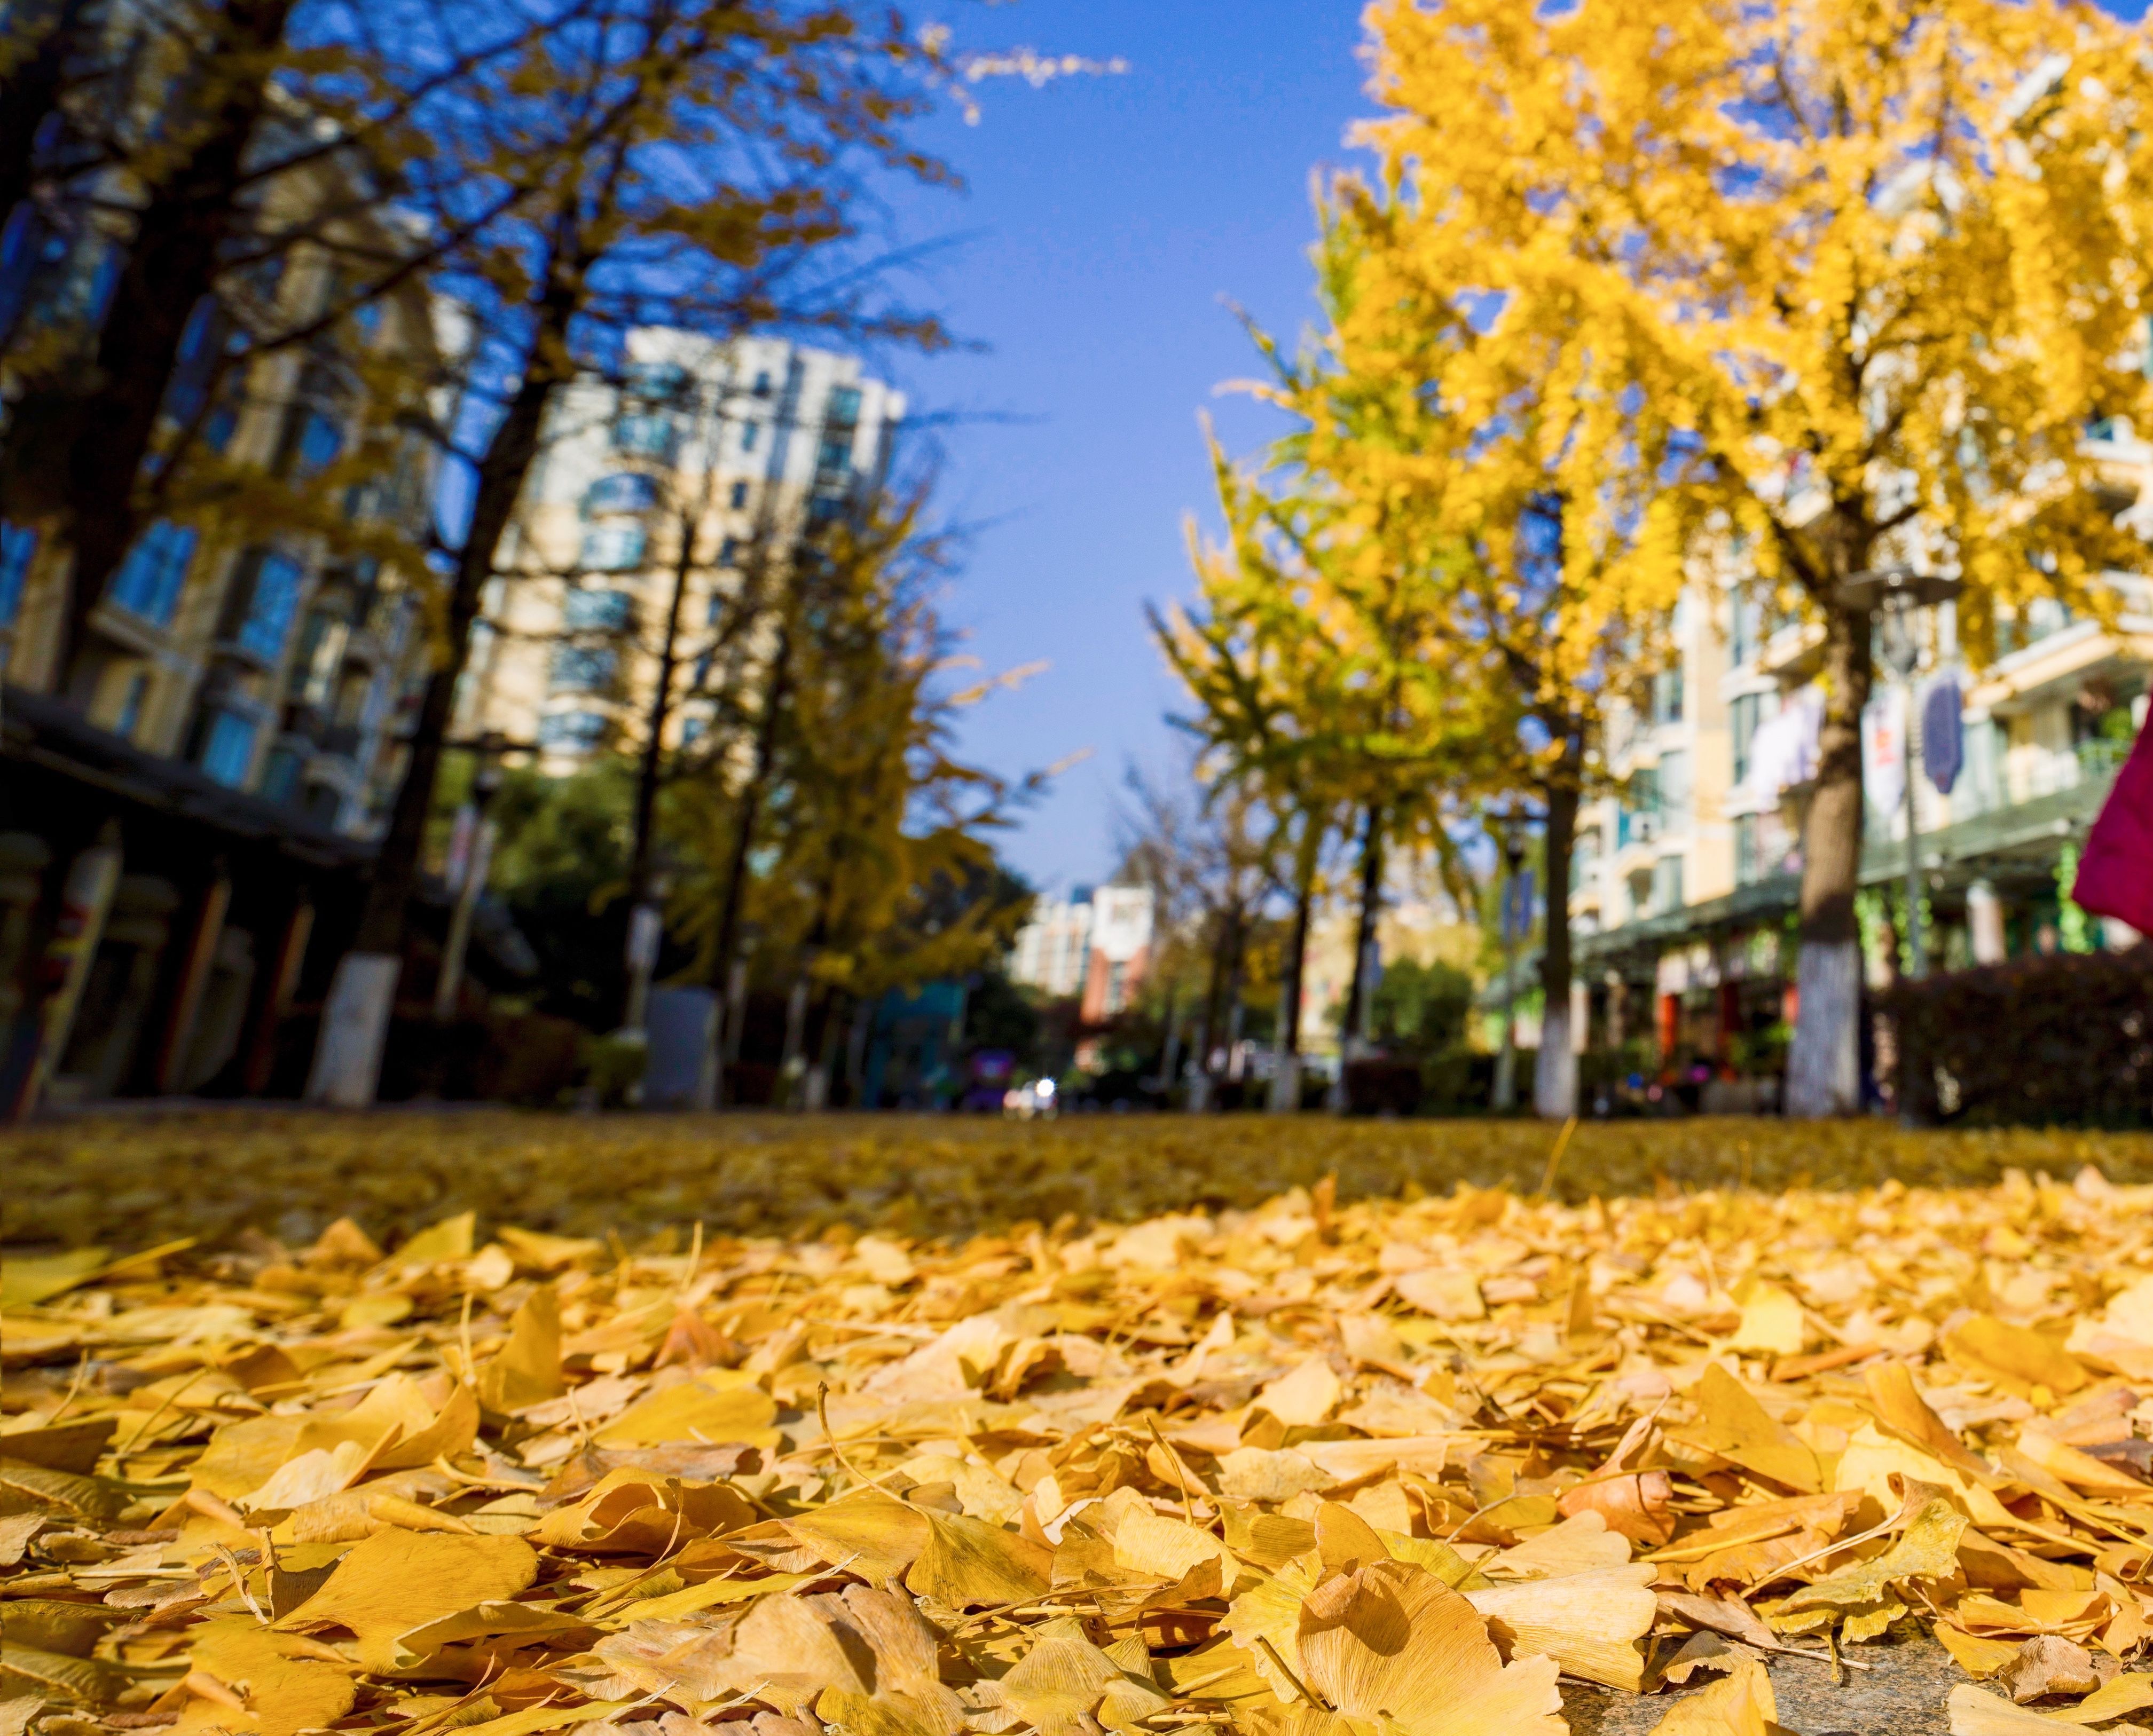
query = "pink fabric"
xmin=2073 ymin=717 xmax=2153 ymax=935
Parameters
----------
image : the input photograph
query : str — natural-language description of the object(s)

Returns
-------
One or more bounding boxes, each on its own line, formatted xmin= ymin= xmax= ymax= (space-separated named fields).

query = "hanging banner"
xmin=1863 ymin=687 xmax=1908 ymax=818
xmin=1922 ymin=678 xmax=1964 ymax=794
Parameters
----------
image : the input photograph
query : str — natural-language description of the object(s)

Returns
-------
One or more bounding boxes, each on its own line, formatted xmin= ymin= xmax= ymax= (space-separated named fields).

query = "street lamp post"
xmin=1834 ymin=567 xmax=1962 ymax=981
xmin=433 ymin=733 xmax=510 ymax=1023
xmin=1492 ymin=811 xmax=1529 ymax=1111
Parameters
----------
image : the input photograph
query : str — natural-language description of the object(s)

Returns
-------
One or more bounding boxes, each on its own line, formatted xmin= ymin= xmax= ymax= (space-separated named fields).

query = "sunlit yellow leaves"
xmin=592 ymin=1369 xmax=779 ymax=1450
xmin=274 ymin=1529 xmax=538 ymax=1669
xmin=1296 ymin=1558 xmax=1566 ymax=1736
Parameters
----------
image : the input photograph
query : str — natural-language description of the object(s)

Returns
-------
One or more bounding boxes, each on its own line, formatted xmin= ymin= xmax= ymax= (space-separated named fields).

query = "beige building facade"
xmin=454 ymin=331 xmax=906 ymax=769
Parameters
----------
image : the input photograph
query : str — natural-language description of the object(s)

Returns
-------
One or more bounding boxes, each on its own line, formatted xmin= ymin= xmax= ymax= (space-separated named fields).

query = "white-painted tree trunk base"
xmin=305 ymin=953 xmax=400 ymax=1108
xmin=803 ymin=1063 xmax=828 ymax=1112
xmin=1268 ymin=1056 xmax=1301 ymax=1113
xmin=1534 ymin=1005 xmax=1577 ymax=1118
xmin=1786 ymin=937 xmax=1861 ymax=1117
xmin=1185 ymin=1073 xmax=1213 ymax=1113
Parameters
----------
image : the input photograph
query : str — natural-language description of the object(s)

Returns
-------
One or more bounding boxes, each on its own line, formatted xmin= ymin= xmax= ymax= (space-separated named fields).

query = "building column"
xmin=9 ymin=824 xmax=123 ymax=1119
xmin=152 ymin=867 xmax=231 ymax=1094
xmin=241 ymin=891 xmax=313 ymax=1096
xmin=1967 ymin=879 xmax=2007 ymax=965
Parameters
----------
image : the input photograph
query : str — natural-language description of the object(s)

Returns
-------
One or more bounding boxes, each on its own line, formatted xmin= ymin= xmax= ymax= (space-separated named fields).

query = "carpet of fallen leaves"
xmin=7 ymin=1117 xmax=2153 ymax=1736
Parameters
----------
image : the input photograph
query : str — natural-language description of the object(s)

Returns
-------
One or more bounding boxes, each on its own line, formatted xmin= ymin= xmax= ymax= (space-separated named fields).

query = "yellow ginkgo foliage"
xmin=1353 ymin=0 xmax=2153 ymax=1115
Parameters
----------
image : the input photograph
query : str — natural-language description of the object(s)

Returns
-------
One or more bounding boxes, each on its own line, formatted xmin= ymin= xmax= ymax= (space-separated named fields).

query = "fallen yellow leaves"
xmin=5 ymin=1119 xmax=2153 ymax=1736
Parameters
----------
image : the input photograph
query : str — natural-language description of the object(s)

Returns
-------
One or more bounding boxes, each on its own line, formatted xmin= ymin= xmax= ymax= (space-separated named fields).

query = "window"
xmin=623 ymin=360 xmax=686 ymax=403
xmin=199 ymin=710 xmax=258 ymax=787
xmin=108 ymin=520 xmax=199 ymax=626
xmin=549 ymin=644 xmax=617 ymax=693
xmin=1652 ymin=662 xmax=1685 ymax=725
xmin=1659 ymin=749 xmax=1691 ymax=824
xmin=610 ymin=415 xmax=678 ymax=462
xmin=0 ymin=520 xmax=36 ymax=625
xmin=680 ymin=714 xmax=709 ymax=745
xmin=584 ymin=472 xmax=658 ymax=516
xmin=564 ymin=588 xmax=633 ymax=630
xmin=1652 ymin=854 xmax=1685 ymax=914
xmin=1731 ymin=692 xmax=1766 ymax=786
xmin=261 ymin=744 xmax=305 ymax=806
xmin=538 ymin=711 xmax=609 ymax=749
xmin=578 ymin=524 xmax=646 ymax=572
xmin=815 ymin=435 xmax=852 ymax=478
xmin=230 ymin=549 xmax=305 ymax=660
xmin=729 ymin=481 xmax=750 ymax=510
xmin=279 ymin=365 xmax=348 ymax=478
xmin=741 ymin=420 xmax=760 ymax=453
xmin=719 ymin=536 xmax=740 ymax=565
xmin=752 ymin=370 xmax=773 ymax=398
xmin=826 ymin=385 xmax=862 ymax=427
xmin=1734 ymin=814 xmax=1759 ymax=886
xmin=163 ymin=297 xmax=228 ymax=428
xmin=113 ymin=672 xmax=149 ymax=740
xmin=1730 ymin=590 xmax=1759 ymax=667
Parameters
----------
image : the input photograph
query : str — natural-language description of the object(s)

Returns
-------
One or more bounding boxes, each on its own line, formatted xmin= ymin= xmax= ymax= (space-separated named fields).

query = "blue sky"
xmin=870 ymin=1 xmax=1374 ymax=895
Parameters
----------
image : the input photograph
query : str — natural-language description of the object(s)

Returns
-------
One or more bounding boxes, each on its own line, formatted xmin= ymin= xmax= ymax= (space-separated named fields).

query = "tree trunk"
xmin=1270 ymin=823 xmax=1319 ymax=1112
xmin=37 ymin=0 xmax=296 ymax=680
xmin=305 ymin=220 xmax=584 ymax=1106
xmin=0 ymin=0 xmax=83 ymax=243
xmin=1786 ymin=598 xmax=1874 ymax=1117
xmin=1342 ymin=803 xmax=1383 ymax=1051
xmin=1533 ymin=768 xmax=1580 ymax=1118
xmin=698 ymin=616 xmax=793 ymax=1107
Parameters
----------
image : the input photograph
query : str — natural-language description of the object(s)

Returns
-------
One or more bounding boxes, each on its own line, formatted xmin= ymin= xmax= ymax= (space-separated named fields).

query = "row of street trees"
xmin=1 ymin=0 xmax=1076 ymax=1101
xmin=1159 ymin=0 xmax=2152 ymax=1117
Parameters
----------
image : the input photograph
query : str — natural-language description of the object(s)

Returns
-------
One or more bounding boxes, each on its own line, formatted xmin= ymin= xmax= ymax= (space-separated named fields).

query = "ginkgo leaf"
xmin=904 ymin=1510 xmax=1052 ymax=1607
xmin=1673 ymin=1364 xmax=1821 ymax=1493
xmin=477 ymin=1285 xmax=564 ymax=1414
xmin=1779 ymin=1497 xmax=1967 ymax=1620
xmin=594 ymin=1370 xmax=780 ymax=1449
xmin=171 ymin=1619 xmax=356 ymax=1736
xmin=1295 ymin=1557 xmax=1565 ymax=1736
xmin=1466 ymin=1563 xmax=1657 ymax=1690
xmin=1647 ymin=1655 xmax=1777 ymax=1736
xmin=274 ymin=1529 xmax=538 ymax=1670
xmin=1256 ymin=1356 xmax=1342 ymax=1428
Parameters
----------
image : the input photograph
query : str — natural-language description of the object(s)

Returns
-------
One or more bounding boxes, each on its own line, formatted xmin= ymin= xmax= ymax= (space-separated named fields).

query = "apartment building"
xmin=0 ymin=136 xmax=446 ymax=1109
xmin=454 ymin=330 xmax=905 ymax=768
xmin=1008 ymin=883 xmax=1157 ymax=1021
xmin=1567 ymin=420 xmax=2153 ymax=1069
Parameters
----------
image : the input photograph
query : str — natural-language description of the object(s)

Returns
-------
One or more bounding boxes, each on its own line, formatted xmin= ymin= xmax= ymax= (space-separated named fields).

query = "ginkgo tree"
xmin=1154 ymin=430 xmax=1482 ymax=1109
xmin=1248 ymin=187 xmax=1691 ymax=1119
xmin=1357 ymin=0 xmax=2153 ymax=1115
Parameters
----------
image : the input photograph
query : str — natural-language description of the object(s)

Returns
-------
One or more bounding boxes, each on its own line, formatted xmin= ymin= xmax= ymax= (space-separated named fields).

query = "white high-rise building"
xmin=457 ymin=330 xmax=906 ymax=768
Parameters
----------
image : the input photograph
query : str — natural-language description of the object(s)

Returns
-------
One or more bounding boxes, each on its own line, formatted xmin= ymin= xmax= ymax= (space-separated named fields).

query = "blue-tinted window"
xmin=579 ymin=524 xmax=646 ymax=572
xmin=108 ymin=521 xmax=198 ymax=626
xmin=292 ymin=409 xmax=344 ymax=476
xmin=584 ymin=472 xmax=658 ymax=516
xmin=624 ymin=360 xmax=686 ymax=401
xmin=610 ymin=415 xmax=678 ymax=462
xmin=752 ymin=371 xmax=773 ymax=397
xmin=826 ymin=385 xmax=862 ymax=425
xmin=816 ymin=435 xmax=851 ymax=476
xmin=549 ymin=645 xmax=617 ymax=693
xmin=199 ymin=710 xmax=257 ymax=786
xmin=729 ymin=481 xmax=749 ymax=510
xmin=719 ymin=536 xmax=740 ymax=565
xmin=741 ymin=420 xmax=760 ymax=453
xmin=261 ymin=745 xmax=305 ymax=805
xmin=164 ymin=298 xmax=224 ymax=427
xmin=0 ymin=206 xmax=46 ymax=344
xmin=564 ymin=588 xmax=632 ymax=630
xmin=233 ymin=549 xmax=305 ymax=659
xmin=0 ymin=520 xmax=36 ymax=625
xmin=538 ymin=710 xmax=609 ymax=749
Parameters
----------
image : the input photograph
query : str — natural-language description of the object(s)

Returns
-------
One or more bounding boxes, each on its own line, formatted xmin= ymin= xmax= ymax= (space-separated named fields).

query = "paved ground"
xmin=1564 ymin=1631 xmax=1962 ymax=1735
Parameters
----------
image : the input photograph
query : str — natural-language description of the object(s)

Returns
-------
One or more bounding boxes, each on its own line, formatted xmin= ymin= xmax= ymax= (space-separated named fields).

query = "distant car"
xmin=1003 ymin=1078 xmax=1059 ymax=1119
